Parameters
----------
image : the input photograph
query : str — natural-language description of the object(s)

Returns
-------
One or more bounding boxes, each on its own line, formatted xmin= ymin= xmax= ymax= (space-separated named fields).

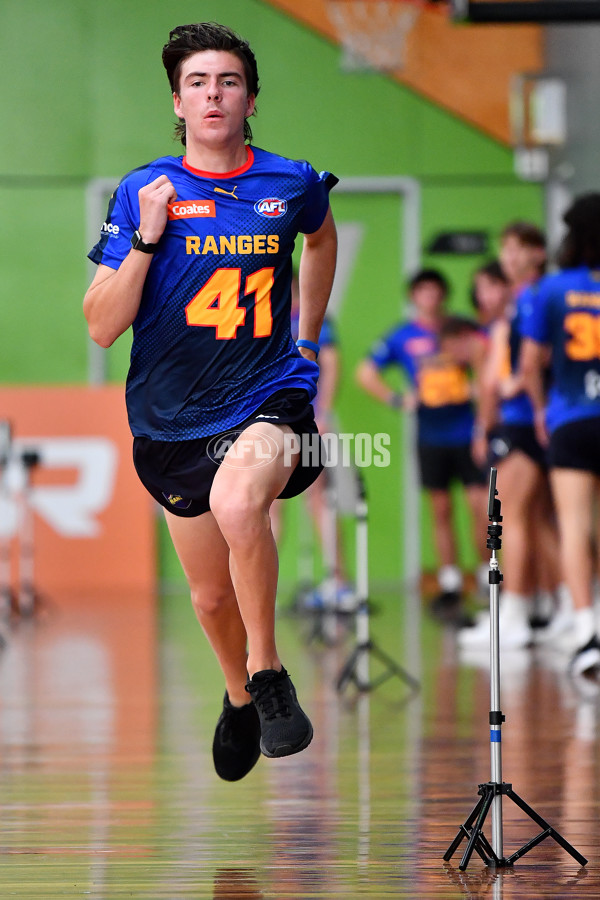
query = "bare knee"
xmin=190 ymin=585 xmax=236 ymax=619
xmin=429 ymin=490 xmax=452 ymax=522
xmin=210 ymin=482 xmax=270 ymax=547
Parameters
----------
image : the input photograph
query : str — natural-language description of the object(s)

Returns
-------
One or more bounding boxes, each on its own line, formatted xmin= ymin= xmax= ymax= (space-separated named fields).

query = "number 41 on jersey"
xmin=185 ymin=267 xmax=274 ymax=339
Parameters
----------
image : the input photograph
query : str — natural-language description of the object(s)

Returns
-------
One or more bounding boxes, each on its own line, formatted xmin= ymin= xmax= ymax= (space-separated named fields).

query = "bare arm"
xmin=476 ymin=319 xmax=508 ymax=435
xmin=83 ymin=256 xmax=153 ymax=348
xmin=314 ymin=344 xmax=339 ymax=425
xmin=356 ymin=359 xmax=403 ymax=408
xmin=469 ymin=332 xmax=489 ymax=398
xmin=83 ymin=175 xmax=177 ymax=348
xmin=471 ymin=320 xmax=506 ymax=466
xmin=519 ymin=337 xmax=549 ymax=446
xmin=297 ymin=207 xmax=337 ymax=361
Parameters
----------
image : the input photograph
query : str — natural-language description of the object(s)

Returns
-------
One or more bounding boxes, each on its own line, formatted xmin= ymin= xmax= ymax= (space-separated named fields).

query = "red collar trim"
xmin=182 ymin=146 xmax=254 ymax=179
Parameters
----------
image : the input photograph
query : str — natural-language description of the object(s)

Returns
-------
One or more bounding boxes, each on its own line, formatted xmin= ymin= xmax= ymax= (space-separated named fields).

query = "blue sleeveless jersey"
xmin=370 ymin=321 xmax=475 ymax=446
xmin=88 ymin=146 xmax=336 ymax=439
xmin=520 ymin=266 xmax=600 ymax=433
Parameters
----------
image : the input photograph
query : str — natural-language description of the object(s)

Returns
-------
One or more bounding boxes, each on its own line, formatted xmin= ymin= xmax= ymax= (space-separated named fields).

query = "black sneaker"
xmin=570 ymin=634 xmax=600 ymax=679
xmin=245 ymin=667 xmax=313 ymax=758
xmin=212 ymin=693 xmax=261 ymax=782
xmin=430 ymin=591 xmax=473 ymax=627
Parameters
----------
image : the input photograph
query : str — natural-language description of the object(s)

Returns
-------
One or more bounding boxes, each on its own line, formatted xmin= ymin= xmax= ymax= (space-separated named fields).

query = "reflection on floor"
xmin=0 ymin=588 xmax=598 ymax=899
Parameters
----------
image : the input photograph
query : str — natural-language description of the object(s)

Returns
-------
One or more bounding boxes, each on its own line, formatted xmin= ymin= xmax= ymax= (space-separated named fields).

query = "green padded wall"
xmin=1 ymin=0 xmax=543 ymax=587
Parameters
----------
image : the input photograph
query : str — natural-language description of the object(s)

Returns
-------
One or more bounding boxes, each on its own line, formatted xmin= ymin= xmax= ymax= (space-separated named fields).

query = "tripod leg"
xmin=369 ymin=642 xmax=420 ymax=692
xmin=336 ymin=645 xmax=362 ymax=692
xmin=504 ymin=787 xmax=588 ymax=867
xmin=458 ymin=785 xmax=497 ymax=871
xmin=337 ymin=640 xmax=419 ymax=694
xmin=443 ymin=794 xmax=486 ymax=861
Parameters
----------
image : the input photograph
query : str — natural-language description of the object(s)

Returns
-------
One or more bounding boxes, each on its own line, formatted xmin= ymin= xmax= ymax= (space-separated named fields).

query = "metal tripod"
xmin=336 ymin=470 xmax=419 ymax=694
xmin=444 ymin=468 xmax=588 ymax=871
xmin=15 ymin=449 xmax=43 ymax=618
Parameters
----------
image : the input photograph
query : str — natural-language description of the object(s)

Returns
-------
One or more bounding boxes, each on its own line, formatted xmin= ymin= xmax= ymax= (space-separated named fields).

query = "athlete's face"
xmin=474 ymin=273 xmax=510 ymax=324
xmin=411 ymin=281 xmax=445 ymax=319
xmin=441 ymin=332 xmax=474 ymax=367
xmin=500 ymin=235 xmax=545 ymax=287
xmin=173 ymin=51 xmax=255 ymax=150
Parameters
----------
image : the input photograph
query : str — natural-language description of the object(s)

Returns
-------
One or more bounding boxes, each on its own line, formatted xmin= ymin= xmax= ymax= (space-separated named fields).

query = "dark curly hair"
xmin=408 ymin=268 xmax=449 ymax=298
xmin=558 ymin=193 xmax=600 ymax=269
xmin=162 ymin=22 xmax=260 ymax=146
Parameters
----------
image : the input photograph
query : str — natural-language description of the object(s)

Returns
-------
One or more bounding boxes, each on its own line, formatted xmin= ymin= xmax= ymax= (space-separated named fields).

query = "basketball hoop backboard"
xmin=325 ymin=0 xmax=424 ymax=72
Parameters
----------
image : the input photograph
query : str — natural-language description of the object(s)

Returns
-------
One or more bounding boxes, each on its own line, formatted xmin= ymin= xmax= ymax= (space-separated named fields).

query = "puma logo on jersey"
xmin=214 ymin=185 xmax=239 ymax=199
xmin=256 ymin=414 xmax=279 ymax=419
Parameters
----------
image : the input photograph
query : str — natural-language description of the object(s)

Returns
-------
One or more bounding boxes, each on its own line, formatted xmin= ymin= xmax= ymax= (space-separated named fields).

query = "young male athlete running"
xmin=84 ymin=23 xmax=337 ymax=779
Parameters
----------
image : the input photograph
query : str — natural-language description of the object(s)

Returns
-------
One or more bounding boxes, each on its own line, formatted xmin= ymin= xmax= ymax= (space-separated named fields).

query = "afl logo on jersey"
xmin=407 ymin=337 xmax=436 ymax=356
xmin=254 ymin=198 xmax=287 ymax=218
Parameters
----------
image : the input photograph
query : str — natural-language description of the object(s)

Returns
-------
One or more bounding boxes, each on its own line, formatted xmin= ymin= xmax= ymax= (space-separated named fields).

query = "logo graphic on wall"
xmin=254 ymin=198 xmax=287 ymax=218
xmin=0 ymin=437 xmax=118 ymax=538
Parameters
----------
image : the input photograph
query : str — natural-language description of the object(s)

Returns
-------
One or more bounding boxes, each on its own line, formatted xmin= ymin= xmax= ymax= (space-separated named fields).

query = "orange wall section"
xmin=261 ymin=0 xmax=543 ymax=144
xmin=0 ymin=386 xmax=156 ymax=601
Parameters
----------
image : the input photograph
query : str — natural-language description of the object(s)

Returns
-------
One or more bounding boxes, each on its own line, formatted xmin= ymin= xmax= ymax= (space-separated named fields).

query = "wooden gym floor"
xmin=0 ymin=588 xmax=598 ymax=899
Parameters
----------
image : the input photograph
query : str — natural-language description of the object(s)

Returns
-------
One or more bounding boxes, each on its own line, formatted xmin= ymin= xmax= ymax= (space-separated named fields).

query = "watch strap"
xmin=130 ymin=230 xmax=159 ymax=254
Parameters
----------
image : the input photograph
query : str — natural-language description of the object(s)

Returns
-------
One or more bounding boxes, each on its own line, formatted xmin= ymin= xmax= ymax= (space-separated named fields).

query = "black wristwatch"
xmin=130 ymin=230 xmax=159 ymax=254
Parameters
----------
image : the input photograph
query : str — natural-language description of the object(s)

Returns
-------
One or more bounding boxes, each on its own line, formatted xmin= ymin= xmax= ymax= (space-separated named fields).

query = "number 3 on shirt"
xmin=186 ymin=267 xmax=275 ymax=339
xmin=564 ymin=311 xmax=600 ymax=361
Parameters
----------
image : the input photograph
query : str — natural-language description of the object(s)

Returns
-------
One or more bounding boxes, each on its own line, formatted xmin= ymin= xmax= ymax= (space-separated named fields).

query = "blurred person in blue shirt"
xmin=521 ymin=194 xmax=600 ymax=679
xmin=356 ymin=269 xmax=488 ymax=616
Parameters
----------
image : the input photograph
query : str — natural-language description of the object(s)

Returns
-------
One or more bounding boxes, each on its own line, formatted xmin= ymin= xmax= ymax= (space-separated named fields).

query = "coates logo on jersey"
xmin=254 ymin=198 xmax=287 ymax=218
xmin=168 ymin=200 xmax=216 ymax=220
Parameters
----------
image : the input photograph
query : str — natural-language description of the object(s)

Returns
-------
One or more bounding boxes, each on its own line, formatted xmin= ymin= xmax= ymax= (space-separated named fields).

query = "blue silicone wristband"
xmin=296 ymin=338 xmax=320 ymax=358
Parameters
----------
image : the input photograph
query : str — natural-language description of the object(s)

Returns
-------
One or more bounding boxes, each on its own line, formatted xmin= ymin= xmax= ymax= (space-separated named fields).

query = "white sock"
xmin=532 ymin=590 xmax=554 ymax=620
xmin=574 ymin=606 xmax=595 ymax=647
xmin=438 ymin=564 xmax=463 ymax=593
xmin=499 ymin=591 xmax=530 ymax=626
xmin=555 ymin=583 xmax=574 ymax=616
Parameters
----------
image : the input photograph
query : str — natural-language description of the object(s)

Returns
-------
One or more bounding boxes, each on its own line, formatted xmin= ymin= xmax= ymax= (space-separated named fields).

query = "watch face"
xmin=131 ymin=231 xmax=154 ymax=252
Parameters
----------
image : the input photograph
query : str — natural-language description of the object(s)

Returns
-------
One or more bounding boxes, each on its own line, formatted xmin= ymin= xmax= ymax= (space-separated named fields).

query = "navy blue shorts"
xmin=133 ymin=389 xmax=324 ymax=517
xmin=488 ymin=424 xmax=547 ymax=469
xmin=417 ymin=442 xmax=486 ymax=491
xmin=549 ymin=416 xmax=600 ymax=477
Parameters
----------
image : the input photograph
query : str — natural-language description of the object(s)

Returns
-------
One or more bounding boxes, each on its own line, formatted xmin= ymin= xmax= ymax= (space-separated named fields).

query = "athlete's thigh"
xmin=164 ymin=507 xmax=232 ymax=591
xmin=496 ymin=450 xmax=541 ymax=510
xmin=550 ymin=468 xmax=598 ymax=532
xmin=211 ymin=421 xmax=299 ymax=507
